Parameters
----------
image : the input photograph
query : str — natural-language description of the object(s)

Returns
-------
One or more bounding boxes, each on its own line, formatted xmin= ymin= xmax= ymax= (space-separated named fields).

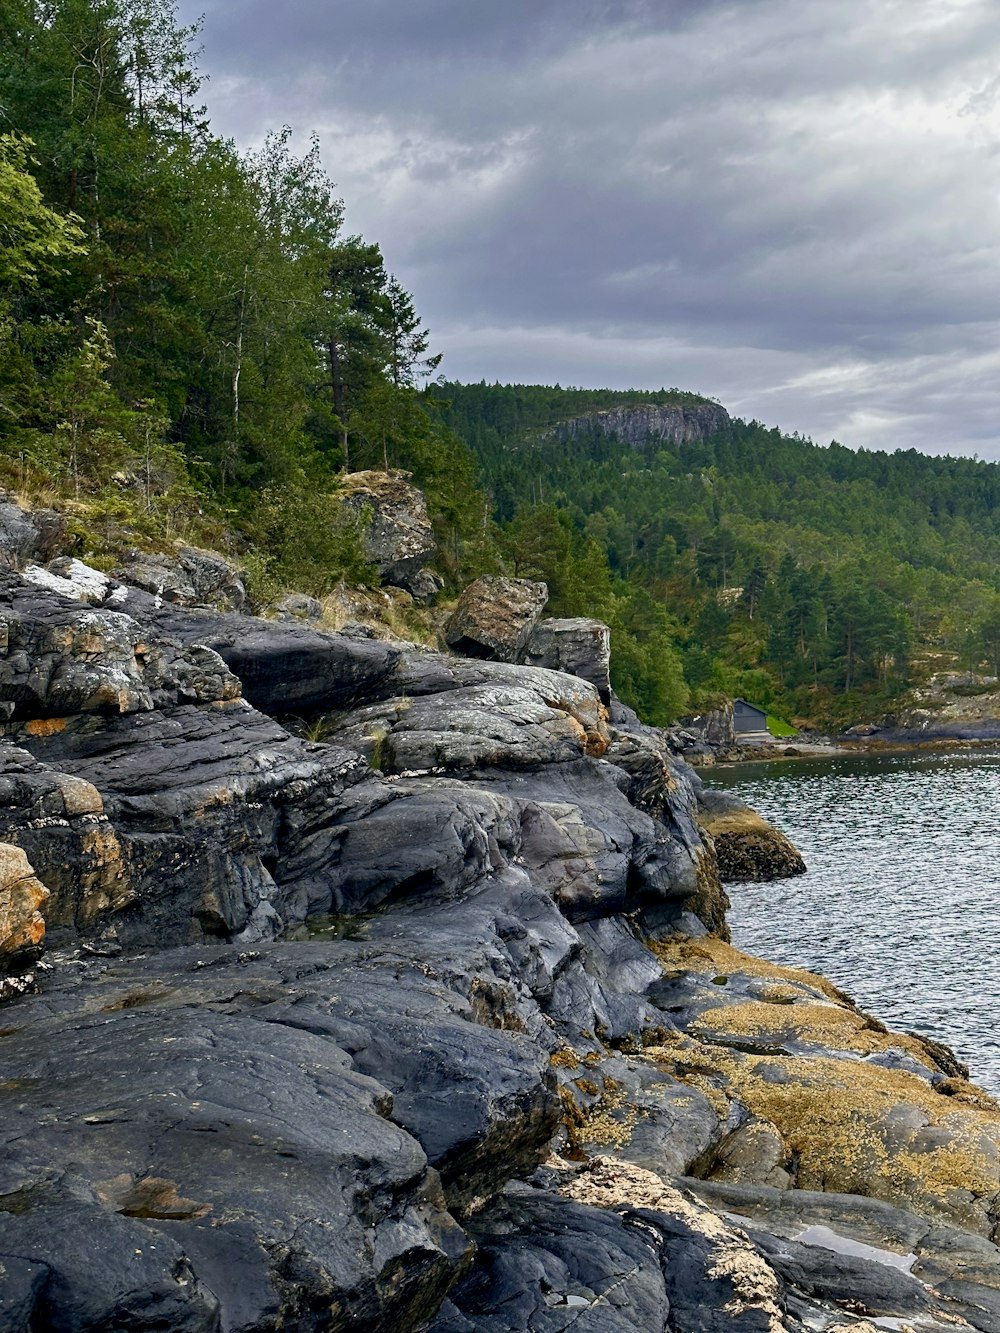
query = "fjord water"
xmin=708 ymin=749 xmax=1000 ymax=1093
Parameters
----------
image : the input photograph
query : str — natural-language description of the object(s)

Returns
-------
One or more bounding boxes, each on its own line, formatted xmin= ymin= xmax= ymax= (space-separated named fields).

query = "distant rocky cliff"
xmin=550 ymin=399 xmax=731 ymax=449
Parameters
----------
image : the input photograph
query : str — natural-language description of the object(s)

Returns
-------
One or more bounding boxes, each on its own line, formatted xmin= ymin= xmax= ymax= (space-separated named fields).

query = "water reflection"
xmin=708 ymin=748 xmax=1000 ymax=1092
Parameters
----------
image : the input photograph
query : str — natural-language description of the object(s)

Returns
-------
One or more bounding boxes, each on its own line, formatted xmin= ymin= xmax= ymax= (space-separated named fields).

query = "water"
xmin=707 ymin=748 xmax=1000 ymax=1092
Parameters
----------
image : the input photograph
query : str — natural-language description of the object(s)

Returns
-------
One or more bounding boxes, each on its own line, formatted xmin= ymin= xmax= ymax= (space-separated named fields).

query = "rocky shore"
xmin=2 ymin=502 xmax=1000 ymax=1330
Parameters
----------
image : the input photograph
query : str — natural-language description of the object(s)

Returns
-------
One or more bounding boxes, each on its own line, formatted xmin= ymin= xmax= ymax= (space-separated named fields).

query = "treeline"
xmin=434 ymin=382 xmax=1000 ymax=726
xmin=0 ymin=0 xmax=487 ymax=590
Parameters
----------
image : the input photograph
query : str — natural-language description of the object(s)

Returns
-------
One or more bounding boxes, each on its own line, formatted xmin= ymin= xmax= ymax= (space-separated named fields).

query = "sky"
xmin=176 ymin=0 xmax=1000 ymax=459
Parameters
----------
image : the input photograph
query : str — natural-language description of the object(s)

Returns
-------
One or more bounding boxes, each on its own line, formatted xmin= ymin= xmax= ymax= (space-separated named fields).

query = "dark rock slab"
xmin=430 ymin=1190 xmax=670 ymax=1332
xmin=118 ymin=594 xmax=401 ymax=716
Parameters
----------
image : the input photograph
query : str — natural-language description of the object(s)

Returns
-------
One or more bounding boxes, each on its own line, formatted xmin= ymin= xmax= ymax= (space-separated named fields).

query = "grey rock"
xmin=445 ymin=576 xmax=549 ymax=662
xmin=0 ymin=491 xmax=67 ymax=567
xmin=520 ymin=617 xmax=612 ymax=703
xmin=431 ymin=1191 xmax=671 ymax=1331
xmin=550 ymin=400 xmax=730 ymax=450
xmin=338 ymin=470 xmax=438 ymax=597
xmin=271 ymin=591 xmax=324 ymax=622
xmin=113 ymin=544 xmax=247 ymax=612
xmin=0 ymin=570 xmax=240 ymax=719
xmin=0 ymin=955 xmax=471 ymax=1332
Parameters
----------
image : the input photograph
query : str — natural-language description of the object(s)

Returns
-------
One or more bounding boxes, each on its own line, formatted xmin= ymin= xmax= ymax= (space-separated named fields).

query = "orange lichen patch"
xmin=692 ymin=1000 xmax=939 ymax=1069
xmin=584 ymin=729 xmax=609 ymax=758
xmin=76 ymin=825 xmax=132 ymax=921
xmin=651 ymin=934 xmax=851 ymax=1006
xmin=24 ymin=717 xmax=67 ymax=737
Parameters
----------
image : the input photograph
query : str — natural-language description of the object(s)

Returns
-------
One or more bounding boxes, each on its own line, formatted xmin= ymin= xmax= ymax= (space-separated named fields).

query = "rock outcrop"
xmin=113 ymin=544 xmax=248 ymax=611
xmin=338 ymin=469 xmax=440 ymax=599
xmin=445 ymin=575 xmax=548 ymax=662
xmin=867 ymin=672 xmax=1000 ymax=741
xmin=0 ymin=841 xmax=48 ymax=972
xmin=519 ymin=616 xmax=612 ymax=702
xmin=551 ymin=399 xmax=730 ymax=450
xmin=0 ymin=498 xmax=998 ymax=1330
xmin=695 ymin=786 xmax=807 ymax=881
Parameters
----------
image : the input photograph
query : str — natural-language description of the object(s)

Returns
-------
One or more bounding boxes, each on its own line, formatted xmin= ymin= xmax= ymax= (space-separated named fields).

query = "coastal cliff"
xmin=2 ymin=506 xmax=1000 ymax=1330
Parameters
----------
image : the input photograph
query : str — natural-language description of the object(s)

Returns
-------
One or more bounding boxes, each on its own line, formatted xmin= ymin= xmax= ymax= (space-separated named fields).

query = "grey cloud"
xmin=179 ymin=0 xmax=1000 ymax=458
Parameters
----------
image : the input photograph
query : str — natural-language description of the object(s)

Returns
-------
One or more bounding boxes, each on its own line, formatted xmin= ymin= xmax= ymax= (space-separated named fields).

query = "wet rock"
xmin=445 ymin=576 xmax=548 ymax=662
xmin=696 ymin=788 xmax=805 ymax=882
xmin=0 ymin=841 xmax=48 ymax=972
xmin=520 ymin=617 xmax=612 ymax=702
xmin=706 ymin=1117 xmax=792 ymax=1189
xmin=0 ymin=955 xmax=471 ymax=1332
xmin=338 ymin=470 xmax=438 ymax=598
xmin=432 ymin=1189 xmax=671 ymax=1331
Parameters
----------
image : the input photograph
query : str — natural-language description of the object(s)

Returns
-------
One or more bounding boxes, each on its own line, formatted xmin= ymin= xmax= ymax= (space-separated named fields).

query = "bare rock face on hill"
xmin=551 ymin=399 xmax=730 ymax=449
xmin=338 ymin=469 xmax=440 ymax=599
xmin=445 ymin=575 xmax=548 ymax=661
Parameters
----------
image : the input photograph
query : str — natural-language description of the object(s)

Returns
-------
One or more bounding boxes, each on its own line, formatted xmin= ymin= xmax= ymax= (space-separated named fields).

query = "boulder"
xmin=520 ymin=617 xmax=612 ymax=703
xmin=445 ymin=576 xmax=548 ymax=662
xmin=0 ymin=841 xmax=48 ymax=971
xmin=0 ymin=491 xmax=67 ymax=567
xmin=696 ymin=788 xmax=806 ymax=882
xmin=270 ymin=591 xmax=323 ymax=622
xmin=113 ymin=544 xmax=247 ymax=612
xmin=22 ymin=557 xmax=125 ymax=606
xmin=674 ymin=701 xmax=737 ymax=750
xmin=338 ymin=470 xmax=439 ymax=598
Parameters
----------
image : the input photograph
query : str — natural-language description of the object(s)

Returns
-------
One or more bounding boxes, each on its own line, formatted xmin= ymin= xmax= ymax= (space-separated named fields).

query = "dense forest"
xmin=431 ymin=382 xmax=1000 ymax=728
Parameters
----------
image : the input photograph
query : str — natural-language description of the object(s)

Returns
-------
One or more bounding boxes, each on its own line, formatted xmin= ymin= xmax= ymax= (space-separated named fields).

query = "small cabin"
xmin=732 ymin=698 xmax=770 ymax=741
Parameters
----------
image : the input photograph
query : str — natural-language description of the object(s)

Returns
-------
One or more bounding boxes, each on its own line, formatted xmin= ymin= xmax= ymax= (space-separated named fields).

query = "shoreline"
xmin=691 ymin=733 xmax=1000 ymax=767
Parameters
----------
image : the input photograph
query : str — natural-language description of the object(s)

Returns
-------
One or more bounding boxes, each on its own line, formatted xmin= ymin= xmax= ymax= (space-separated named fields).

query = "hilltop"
xmin=432 ymin=380 xmax=1000 ymax=731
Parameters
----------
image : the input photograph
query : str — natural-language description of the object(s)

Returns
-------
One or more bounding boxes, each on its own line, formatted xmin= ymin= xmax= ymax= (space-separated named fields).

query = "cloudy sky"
xmin=177 ymin=0 xmax=1000 ymax=458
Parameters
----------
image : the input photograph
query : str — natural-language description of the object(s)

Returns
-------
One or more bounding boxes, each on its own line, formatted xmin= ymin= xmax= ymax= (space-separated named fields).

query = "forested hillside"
xmin=0 ymin=0 xmax=489 ymax=595
xmin=432 ymin=381 xmax=1000 ymax=728
xmin=8 ymin=0 xmax=1000 ymax=732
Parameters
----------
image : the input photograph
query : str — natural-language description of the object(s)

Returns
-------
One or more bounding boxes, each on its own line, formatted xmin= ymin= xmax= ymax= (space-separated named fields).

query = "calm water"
xmin=707 ymin=749 xmax=1000 ymax=1093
